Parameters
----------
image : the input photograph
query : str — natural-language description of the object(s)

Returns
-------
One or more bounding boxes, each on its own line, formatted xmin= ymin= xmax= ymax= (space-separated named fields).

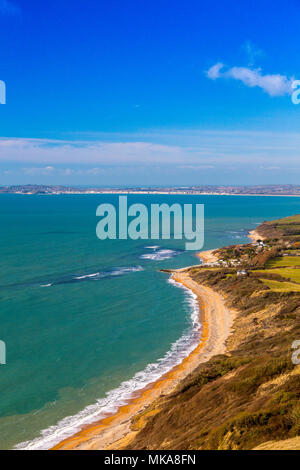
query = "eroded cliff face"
xmin=120 ymin=217 xmax=300 ymax=450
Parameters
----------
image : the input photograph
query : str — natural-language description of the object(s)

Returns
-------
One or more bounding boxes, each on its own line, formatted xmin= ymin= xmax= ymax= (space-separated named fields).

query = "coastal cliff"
xmin=117 ymin=215 xmax=300 ymax=450
xmin=55 ymin=214 xmax=300 ymax=451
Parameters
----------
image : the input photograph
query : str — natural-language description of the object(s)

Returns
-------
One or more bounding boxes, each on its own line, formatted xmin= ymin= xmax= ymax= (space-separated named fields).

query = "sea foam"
xmin=40 ymin=266 xmax=144 ymax=287
xmin=140 ymin=246 xmax=182 ymax=261
xmin=16 ymin=277 xmax=201 ymax=450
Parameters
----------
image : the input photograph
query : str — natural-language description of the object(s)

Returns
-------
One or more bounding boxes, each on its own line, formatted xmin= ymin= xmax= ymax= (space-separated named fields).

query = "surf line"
xmin=50 ymin=271 xmax=210 ymax=450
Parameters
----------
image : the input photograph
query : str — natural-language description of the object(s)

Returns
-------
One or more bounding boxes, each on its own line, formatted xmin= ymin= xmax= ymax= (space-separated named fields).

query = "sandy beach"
xmin=196 ymin=249 xmax=219 ymax=264
xmin=52 ymin=270 xmax=234 ymax=450
xmin=248 ymin=229 xmax=265 ymax=243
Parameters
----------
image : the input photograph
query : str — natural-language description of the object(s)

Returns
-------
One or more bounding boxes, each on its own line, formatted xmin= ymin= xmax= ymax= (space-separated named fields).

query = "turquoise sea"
xmin=1 ymin=194 xmax=300 ymax=449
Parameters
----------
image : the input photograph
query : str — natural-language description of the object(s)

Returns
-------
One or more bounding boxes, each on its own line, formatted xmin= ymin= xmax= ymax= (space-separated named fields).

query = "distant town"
xmin=1 ymin=184 xmax=300 ymax=196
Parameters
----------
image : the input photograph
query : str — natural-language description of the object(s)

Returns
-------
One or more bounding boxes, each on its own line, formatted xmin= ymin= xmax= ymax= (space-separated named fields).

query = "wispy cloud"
xmin=206 ymin=63 xmax=293 ymax=97
xmin=21 ymin=166 xmax=108 ymax=177
xmin=177 ymin=165 xmax=215 ymax=170
xmin=242 ymin=41 xmax=264 ymax=66
xmin=206 ymin=62 xmax=224 ymax=80
xmin=0 ymin=138 xmax=187 ymax=165
xmin=0 ymin=0 xmax=21 ymax=16
xmin=1 ymin=131 xmax=300 ymax=185
xmin=0 ymin=130 xmax=300 ymax=169
xmin=22 ymin=166 xmax=56 ymax=176
xmin=259 ymin=166 xmax=281 ymax=171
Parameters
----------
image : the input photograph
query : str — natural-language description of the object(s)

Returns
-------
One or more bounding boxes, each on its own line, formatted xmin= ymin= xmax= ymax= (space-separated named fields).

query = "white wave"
xmin=75 ymin=267 xmax=143 ymax=280
xmin=16 ymin=277 xmax=201 ymax=451
xmin=144 ymin=245 xmax=160 ymax=249
xmin=167 ymin=278 xmax=200 ymax=329
xmin=109 ymin=266 xmax=144 ymax=276
xmin=140 ymin=249 xmax=180 ymax=261
xmin=45 ymin=266 xmax=144 ymax=286
xmin=75 ymin=273 xmax=100 ymax=280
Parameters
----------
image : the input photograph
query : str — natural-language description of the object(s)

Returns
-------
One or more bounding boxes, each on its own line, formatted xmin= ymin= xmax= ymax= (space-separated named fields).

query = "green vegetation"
xmin=174 ymin=356 xmax=251 ymax=395
xmin=286 ymin=250 xmax=300 ymax=255
xmin=275 ymin=215 xmax=300 ymax=224
xmin=256 ymin=267 xmax=300 ymax=283
xmin=266 ymin=256 xmax=300 ymax=268
xmin=128 ymin=214 xmax=300 ymax=451
xmin=260 ymin=279 xmax=300 ymax=292
xmin=255 ymin=214 xmax=300 ymax=242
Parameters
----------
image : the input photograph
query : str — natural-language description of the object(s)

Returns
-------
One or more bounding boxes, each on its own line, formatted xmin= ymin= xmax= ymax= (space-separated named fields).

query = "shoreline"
xmin=196 ymin=249 xmax=219 ymax=264
xmin=248 ymin=229 xmax=265 ymax=242
xmin=52 ymin=270 xmax=234 ymax=450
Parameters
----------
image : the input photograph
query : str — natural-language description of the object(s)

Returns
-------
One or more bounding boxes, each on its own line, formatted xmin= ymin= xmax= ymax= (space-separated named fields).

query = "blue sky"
xmin=0 ymin=0 xmax=300 ymax=186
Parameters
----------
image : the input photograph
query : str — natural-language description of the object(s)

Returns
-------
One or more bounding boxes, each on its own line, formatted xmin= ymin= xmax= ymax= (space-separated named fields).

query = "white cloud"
xmin=259 ymin=166 xmax=281 ymax=171
xmin=177 ymin=165 xmax=215 ymax=170
xmin=206 ymin=63 xmax=293 ymax=97
xmin=206 ymin=62 xmax=224 ymax=80
xmin=0 ymin=138 xmax=188 ymax=165
xmin=1 ymin=130 xmax=300 ymax=171
xmin=22 ymin=166 xmax=55 ymax=176
xmin=21 ymin=166 xmax=107 ymax=177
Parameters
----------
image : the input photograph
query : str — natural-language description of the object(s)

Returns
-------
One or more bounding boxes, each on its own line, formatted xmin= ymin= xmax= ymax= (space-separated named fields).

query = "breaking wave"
xmin=16 ymin=277 xmax=201 ymax=450
xmin=40 ymin=266 xmax=144 ymax=287
xmin=140 ymin=246 xmax=182 ymax=261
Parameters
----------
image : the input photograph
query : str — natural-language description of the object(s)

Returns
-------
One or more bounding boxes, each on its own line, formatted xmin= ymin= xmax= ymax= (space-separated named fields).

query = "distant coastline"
xmin=2 ymin=184 xmax=300 ymax=197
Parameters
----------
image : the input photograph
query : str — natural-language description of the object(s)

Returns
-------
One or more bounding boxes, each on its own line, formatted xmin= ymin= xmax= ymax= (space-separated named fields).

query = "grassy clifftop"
xmin=255 ymin=214 xmax=300 ymax=243
xmin=122 ymin=215 xmax=300 ymax=450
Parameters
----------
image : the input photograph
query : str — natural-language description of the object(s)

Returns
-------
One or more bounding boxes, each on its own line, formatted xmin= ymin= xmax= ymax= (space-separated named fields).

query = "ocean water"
xmin=1 ymin=194 xmax=300 ymax=449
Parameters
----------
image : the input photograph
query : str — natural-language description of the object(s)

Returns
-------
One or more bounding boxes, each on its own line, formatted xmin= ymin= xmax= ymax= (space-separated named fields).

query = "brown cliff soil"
xmin=53 ymin=214 xmax=300 ymax=451
xmin=123 ymin=267 xmax=300 ymax=450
